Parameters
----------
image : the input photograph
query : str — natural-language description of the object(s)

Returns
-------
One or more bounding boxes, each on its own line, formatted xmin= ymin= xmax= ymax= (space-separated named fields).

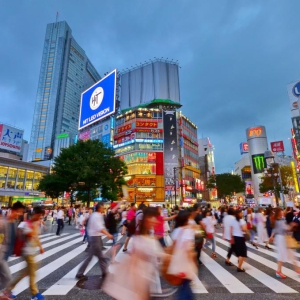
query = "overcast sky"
xmin=1 ymin=0 xmax=299 ymax=172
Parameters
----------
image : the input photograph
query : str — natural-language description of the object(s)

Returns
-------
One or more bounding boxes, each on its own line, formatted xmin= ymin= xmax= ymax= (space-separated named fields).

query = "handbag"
xmin=285 ymin=235 xmax=300 ymax=249
xmin=244 ymin=230 xmax=251 ymax=241
xmin=161 ymin=229 xmax=185 ymax=286
xmin=206 ymin=232 xmax=213 ymax=239
xmin=247 ymin=222 xmax=252 ymax=230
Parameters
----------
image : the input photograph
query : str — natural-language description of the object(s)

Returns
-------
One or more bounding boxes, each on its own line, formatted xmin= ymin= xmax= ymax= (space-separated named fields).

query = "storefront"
xmin=0 ymin=156 xmax=48 ymax=206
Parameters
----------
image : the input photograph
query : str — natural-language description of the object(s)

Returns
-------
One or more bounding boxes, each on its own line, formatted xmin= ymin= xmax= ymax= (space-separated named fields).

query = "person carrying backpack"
xmin=5 ymin=207 xmax=45 ymax=300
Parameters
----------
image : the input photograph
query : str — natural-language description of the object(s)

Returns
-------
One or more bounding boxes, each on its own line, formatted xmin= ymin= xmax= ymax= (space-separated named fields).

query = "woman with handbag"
xmin=269 ymin=207 xmax=300 ymax=279
xmin=202 ymin=210 xmax=217 ymax=258
xmin=102 ymin=207 xmax=166 ymax=300
xmin=169 ymin=210 xmax=197 ymax=300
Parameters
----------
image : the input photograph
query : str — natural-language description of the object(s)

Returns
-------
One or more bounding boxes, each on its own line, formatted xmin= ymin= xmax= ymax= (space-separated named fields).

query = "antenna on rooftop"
xmin=56 ymin=11 xmax=59 ymax=23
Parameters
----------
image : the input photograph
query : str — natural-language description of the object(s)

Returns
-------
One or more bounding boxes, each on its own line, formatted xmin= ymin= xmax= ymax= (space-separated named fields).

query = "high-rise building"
xmin=28 ymin=21 xmax=100 ymax=162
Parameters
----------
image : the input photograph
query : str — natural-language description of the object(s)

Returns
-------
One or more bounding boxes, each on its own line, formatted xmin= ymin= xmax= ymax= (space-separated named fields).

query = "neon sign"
xmin=251 ymin=154 xmax=266 ymax=174
xmin=248 ymin=127 xmax=263 ymax=137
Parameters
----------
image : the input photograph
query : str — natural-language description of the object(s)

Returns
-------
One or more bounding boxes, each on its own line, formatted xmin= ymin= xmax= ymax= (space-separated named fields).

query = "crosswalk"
xmin=7 ymin=228 xmax=300 ymax=299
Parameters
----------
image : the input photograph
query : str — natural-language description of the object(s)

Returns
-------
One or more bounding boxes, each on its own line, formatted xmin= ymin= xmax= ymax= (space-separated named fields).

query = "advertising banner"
xmin=78 ymin=69 xmax=116 ymax=130
xmin=79 ymin=130 xmax=91 ymax=141
xmin=287 ymin=80 xmax=300 ymax=117
xmin=245 ymin=181 xmax=254 ymax=195
xmin=0 ymin=124 xmax=23 ymax=153
xmin=116 ymin=124 xmax=132 ymax=134
xmin=270 ymin=141 xmax=284 ymax=153
xmin=251 ymin=153 xmax=267 ymax=174
xmin=163 ymin=111 xmax=178 ymax=187
xmin=136 ymin=121 xmax=158 ymax=128
xmin=240 ymin=142 xmax=248 ymax=155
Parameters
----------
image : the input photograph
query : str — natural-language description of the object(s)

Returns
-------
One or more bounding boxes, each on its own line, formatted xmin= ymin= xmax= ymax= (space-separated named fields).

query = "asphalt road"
xmin=10 ymin=222 xmax=300 ymax=300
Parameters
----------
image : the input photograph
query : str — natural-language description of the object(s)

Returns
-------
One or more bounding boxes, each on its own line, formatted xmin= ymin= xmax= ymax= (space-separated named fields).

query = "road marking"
xmin=9 ymin=237 xmax=83 ymax=274
xmin=43 ymin=235 xmax=122 ymax=296
xmin=201 ymin=251 xmax=253 ymax=293
xmin=14 ymin=243 xmax=88 ymax=295
xmin=213 ymin=240 xmax=298 ymax=294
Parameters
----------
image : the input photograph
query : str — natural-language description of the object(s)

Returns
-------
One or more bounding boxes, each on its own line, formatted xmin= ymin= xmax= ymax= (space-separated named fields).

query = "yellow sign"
xmin=291 ymin=161 xmax=299 ymax=193
xmin=35 ymin=148 xmax=42 ymax=152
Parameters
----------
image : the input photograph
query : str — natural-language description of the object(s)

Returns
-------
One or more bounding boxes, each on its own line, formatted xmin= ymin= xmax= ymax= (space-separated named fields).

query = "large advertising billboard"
xmin=0 ymin=124 xmax=23 ymax=153
xmin=287 ymin=80 xmax=300 ymax=117
xmin=163 ymin=111 xmax=179 ymax=188
xmin=78 ymin=69 xmax=117 ymax=130
xmin=270 ymin=141 xmax=284 ymax=153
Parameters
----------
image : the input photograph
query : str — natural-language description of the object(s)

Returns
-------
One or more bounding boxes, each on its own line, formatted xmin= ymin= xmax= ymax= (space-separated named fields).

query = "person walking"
xmin=76 ymin=203 xmax=113 ymax=281
xmin=169 ymin=210 xmax=196 ymax=300
xmin=223 ymin=208 xmax=236 ymax=266
xmin=67 ymin=206 xmax=73 ymax=225
xmin=269 ymin=207 xmax=300 ymax=278
xmin=202 ymin=210 xmax=217 ymax=258
xmin=5 ymin=207 xmax=45 ymax=300
xmin=231 ymin=210 xmax=247 ymax=272
xmin=122 ymin=203 xmax=136 ymax=252
xmin=246 ymin=208 xmax=258 ymax=249
xmin=56 ymin=207 xmax=64 ymax=236
xmin=256 ymin=208 xmax=271 ymax=249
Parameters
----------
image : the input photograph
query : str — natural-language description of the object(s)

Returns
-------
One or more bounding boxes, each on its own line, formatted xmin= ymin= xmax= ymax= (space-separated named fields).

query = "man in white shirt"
xmin=223 ymin=207 xmax=236 ymax=266
xmin=76 ymin=203 xmax=113 ymax=282
xmin=56 ymin=207 xmax=64 ymax=236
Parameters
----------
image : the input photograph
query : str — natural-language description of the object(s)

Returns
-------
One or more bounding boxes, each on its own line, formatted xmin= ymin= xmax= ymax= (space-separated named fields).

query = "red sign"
xmin=136 ymin=121 xmax=158 ymax=128
xmin=117 ymin=124 xmax=132 ymax=134
xmin=242 ymin=142 xmax=248 ymax=152
xmin=270 ymin=141 xmax=284 ymax=153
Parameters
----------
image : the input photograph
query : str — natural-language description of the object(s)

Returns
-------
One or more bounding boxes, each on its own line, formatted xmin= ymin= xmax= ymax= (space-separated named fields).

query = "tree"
xmin=260 ymin=165 xmax=294 ymax=195
xmin=38 ymin=174 xmax=67 ymax=200
xmin=207 ymin=173 xmax=245 ymax=199
xmin=51 ymin=139 xmax=127 ymax=207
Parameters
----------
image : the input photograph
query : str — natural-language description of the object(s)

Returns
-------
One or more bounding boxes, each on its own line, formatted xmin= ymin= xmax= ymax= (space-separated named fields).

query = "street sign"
xmin=78 ymin=70 xmax=117 ymax=130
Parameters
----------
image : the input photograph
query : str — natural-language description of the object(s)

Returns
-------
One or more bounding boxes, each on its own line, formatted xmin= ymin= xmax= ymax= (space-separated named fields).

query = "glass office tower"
xmin=28 ymin=21 xmax=100 ymax=161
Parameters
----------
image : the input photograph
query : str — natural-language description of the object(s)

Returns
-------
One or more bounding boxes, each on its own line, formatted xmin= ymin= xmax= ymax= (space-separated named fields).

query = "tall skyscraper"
xmin=28 ymin=21 xmax=100 ymax=161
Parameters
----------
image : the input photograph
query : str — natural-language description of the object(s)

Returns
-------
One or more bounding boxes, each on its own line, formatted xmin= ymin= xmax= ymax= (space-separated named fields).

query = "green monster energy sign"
xmin=252 ymin=154 xmax=267 ymax=174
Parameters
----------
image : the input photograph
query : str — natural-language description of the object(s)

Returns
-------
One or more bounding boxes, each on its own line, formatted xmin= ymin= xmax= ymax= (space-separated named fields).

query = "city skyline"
xmin=1 ymin=1 xmax=299 ymax=172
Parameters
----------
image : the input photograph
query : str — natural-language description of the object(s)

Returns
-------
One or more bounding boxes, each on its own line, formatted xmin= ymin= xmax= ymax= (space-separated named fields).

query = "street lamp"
xmin=264 ymin=150 xmax=280 ymax=207
xmin=133 ymin=183 xmax=137 ymax=204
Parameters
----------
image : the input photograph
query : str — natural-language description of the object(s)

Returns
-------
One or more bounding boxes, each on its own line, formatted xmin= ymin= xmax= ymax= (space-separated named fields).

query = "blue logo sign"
xmin=293 ymin=81 xmax=300 ymax=97
xmin=78 ymin=70 xmax=116 ymax=130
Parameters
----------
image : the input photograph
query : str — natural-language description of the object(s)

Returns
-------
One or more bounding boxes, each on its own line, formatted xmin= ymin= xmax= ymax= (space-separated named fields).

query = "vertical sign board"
xmin=78 ymin=69 xmax=117 ymax=130
xmin=246 ymin=125 xmax=268 ymax=198
xmin=0 ymin=124 xmax=24 ymax=153
xmin=163 ymin=111 xmax=178 ymax=190
xmin=287 ymin=80 xmax=300 ymax=117
xmin=240 ymin=142 xmax=248 ymax=155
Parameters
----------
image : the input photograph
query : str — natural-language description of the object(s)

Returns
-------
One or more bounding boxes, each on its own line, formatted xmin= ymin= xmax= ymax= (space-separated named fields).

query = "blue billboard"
xmin=78 ymin=69 xmax=117 ymax=130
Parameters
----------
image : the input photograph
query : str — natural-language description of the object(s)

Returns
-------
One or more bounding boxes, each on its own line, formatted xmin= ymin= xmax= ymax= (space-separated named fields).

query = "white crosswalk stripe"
xmin=7 ymin=230 xmax=300 ymax=298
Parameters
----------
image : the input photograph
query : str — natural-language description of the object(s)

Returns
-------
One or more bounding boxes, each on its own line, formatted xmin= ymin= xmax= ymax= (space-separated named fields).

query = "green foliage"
xmin=38 ymin=174 xmax=67 ymax=200
xmin=208 ymin=173 xmax=245 ymax=198
xmin=41 ymin=140 xmax=127 ymax=206
xmin=260 ymin=165 xmax=293 ymax=195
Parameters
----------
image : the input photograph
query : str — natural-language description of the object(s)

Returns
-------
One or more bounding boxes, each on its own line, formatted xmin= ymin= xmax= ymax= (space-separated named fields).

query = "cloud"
xmin=0 ymin=0 xmax=299 ymax=172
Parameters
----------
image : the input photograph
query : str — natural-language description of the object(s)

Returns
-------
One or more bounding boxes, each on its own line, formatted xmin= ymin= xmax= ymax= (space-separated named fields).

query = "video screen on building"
xmin=251 ymin=154 xmax=267 ymax=174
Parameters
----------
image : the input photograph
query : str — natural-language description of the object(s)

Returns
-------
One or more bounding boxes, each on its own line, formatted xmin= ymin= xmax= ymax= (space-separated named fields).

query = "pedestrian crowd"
xmin=0 ymin=201 xmax=300 ymax=300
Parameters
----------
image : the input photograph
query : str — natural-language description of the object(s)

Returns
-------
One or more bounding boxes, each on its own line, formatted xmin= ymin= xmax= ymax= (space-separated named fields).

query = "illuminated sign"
xmin=117 ymin=124 xmax=132 ymax=134
xmin=56 ymin=133 xmax=69 ymax=139
xmin=240 ymin=142 xmax=248 ymax=155
xmin=291 ymin=161 xmax=299 ymax=193
xmin=78 ymin=69 xmax=116 ymax=130
xmin=270 ymin=141 xmax=284 ymax=153
xmin=248 ymin=127 xmax=263 ymax=137
xmin=136 ymin=121 xmax=158 ymax=128
xmin=251 ymin=154 xmax=266 ymax=174
xmin=0 ymin=124 xmax=23 ymax=153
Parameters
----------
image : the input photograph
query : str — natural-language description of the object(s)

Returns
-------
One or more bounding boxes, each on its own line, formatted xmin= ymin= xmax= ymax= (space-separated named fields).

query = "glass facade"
xmin=0 ymin=165 xmax=44 ymax=191
xmin=28 ymin=21 xmax=100 ymax=162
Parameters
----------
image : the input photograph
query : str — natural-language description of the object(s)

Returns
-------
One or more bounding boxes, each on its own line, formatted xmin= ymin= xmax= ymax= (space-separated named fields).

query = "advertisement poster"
xmin=251 ymin=153 xmax=267 ymax=174
xmin=245 ymin=181 xmax=254 ymax=195
xmin=0 ymin=124 xmax=23 ymax=153
xmin=163 ymin=111 xmax=178 ymax=188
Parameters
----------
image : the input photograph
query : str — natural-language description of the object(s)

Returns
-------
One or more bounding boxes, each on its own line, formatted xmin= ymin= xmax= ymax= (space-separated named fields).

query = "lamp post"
xmin=264 ymin=150 xmax=280 ymax=207
xmin=134 ymin=183 xmax=137 ymax=204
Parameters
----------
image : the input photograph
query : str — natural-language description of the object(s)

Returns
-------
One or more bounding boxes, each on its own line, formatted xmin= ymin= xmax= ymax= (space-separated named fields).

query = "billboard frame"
xmin=78 ymin=69 xmax=117 ymax=130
